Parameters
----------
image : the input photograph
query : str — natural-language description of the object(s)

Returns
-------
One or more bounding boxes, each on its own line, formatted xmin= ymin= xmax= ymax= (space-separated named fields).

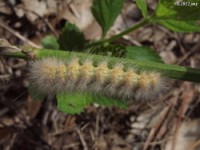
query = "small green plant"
xmin=2 ymin=0 xmax=200 ymax=114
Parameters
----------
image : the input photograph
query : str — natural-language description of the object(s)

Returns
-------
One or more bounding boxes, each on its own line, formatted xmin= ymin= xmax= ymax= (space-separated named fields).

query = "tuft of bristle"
xmin=92 ymin=61 xmax=110 ymax=94
xmin=106 ymin=64 xmax=124 ymax=97
xmin=78 ymin=59 xmax=95 ymax=92
xmin=65 ymin=58 xmax=80 ymax=91
xmin=28 ymin=58 xmax=64 ymax=94
xmin=28 ymin=57 xmax=169 ymax=103
xmin=119 ymin=69 xmax=139 ymax=100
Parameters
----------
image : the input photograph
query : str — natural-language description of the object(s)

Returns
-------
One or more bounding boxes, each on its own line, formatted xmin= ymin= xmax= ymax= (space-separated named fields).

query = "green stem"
xmin=3 ymin=48 xmax=200 ymax=83
xmin=86 ymin=18 xmax=149 ymax=48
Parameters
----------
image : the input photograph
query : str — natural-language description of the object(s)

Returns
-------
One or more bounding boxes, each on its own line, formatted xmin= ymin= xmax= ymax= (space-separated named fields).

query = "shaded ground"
xmin=1 ymin=0 xmax=200 ymax=150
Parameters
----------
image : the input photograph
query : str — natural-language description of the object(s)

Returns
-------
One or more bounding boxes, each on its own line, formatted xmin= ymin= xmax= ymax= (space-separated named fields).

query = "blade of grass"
xmin=3 ymin=48 xmax=200 ymax=82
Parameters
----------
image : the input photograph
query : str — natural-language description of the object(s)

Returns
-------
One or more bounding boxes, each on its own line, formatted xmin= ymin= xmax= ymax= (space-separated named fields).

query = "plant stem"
xmin=86 ymin=18 xmax=149 ymax=48
xmin=2 ymin=48 xmax=200 ymax=83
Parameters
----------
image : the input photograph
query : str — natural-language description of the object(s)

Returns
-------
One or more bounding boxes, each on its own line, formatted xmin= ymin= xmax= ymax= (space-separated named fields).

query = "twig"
xmin=143 ymin=104 xmax=172 ymax=150
xmin=177 ymin=42 xmax=200 ymax=65
xmin=95 ymin=113 xmax=100 ymax=137
xmin=0 ymin=21 xmax=41 ymax=48
xmin=5 ymin=133 xmax=17 ymax=150
xmin=69 ymin=3 xmax=81 ymax=19
xmin=63 ymin=142 xmax=80 ymax=149
xmin=86 ymin=18 xmax=149 ymax=48
xmin=171 ymin=83 xmax=194 ymax=150
xmin=17 ymin=7 xmax=59 ymax=38
xmin=76 ymin=128 xmax=88 ymax=150
xmin=188 ymin=139 xmax=200 ymax=150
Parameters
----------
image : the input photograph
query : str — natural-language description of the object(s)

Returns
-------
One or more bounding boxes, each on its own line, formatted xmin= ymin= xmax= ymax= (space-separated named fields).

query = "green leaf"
xmin=155 ymin=0 xmax=200 ymax=20
xmin=42 ymin=35 xmax=59 ymax=49
xmin=136 ymin=0 xmax=148 ymax=18
xmin=90 ymin=44 xmax=126 ymax=57
xmin=91 ymin=0 xmax=124 ymax=36
xmin=93 ymin=95 xmax=128 ymax=109
xmin=56 ymin=93 xmax=92 ymax=114
xmin=152 ymin=0 xmax=200 ymax=32
xmin=34 ymin=49 xmax=200 ymax=82
xmin=154 ymin=20 xmax=200 ymax=32
xmin=126 ymin=46 xmax=163 ymax=63
xmin=58 ymin=23 xmax=86 ymax=51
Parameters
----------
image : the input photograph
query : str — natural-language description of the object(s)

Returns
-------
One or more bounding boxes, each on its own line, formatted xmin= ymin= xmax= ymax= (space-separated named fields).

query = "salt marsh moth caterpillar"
xmin=28 ymin=57 xmax=168 ymax=103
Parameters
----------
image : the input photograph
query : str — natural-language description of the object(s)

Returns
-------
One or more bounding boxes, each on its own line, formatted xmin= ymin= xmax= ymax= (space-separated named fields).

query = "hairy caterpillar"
xmin=28 ymin=57 xmax=168 ymax=103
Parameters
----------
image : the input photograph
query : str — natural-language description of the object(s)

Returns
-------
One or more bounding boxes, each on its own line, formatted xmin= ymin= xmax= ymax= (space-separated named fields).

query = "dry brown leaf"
xmin=16 ymin=0 xmax=57 ymax=21
xmin=165 ymin=120 xmax=200 ymax=150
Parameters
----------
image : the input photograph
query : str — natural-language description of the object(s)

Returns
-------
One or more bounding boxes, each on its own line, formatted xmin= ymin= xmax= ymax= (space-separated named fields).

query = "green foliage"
xmin=154 ymin=20 xmax=200 ymax=32
xmin=155 ymin=0 xmax=200 ymax=20
xmin=93 ymin=95 xmax=128 ymax=109
xmin=136 ymin=0 xmax=148 ymax=18
xmin=152 ymin=0 xmax=200 ymax=32
xmin=126 ymin=46 xmax=163 ymax=63
xmin=57 ymin=93 xmax=92 ymax=114
xmin=56 ymin=92 xmax=128 ymax=114
xmin=58 ymin=23 xmax=86 ymax=51
xmin=42 ymin=35 xmax=59 ymax=49
xmin=91 ymin=0 xmax=124 ymax=36
xmin=89 ymin=44 xmax=126 ymax=57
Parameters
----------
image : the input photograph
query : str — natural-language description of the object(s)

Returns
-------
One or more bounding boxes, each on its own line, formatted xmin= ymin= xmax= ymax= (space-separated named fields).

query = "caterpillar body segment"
xmin=28 ymin=57 xmax=168 ymax=102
